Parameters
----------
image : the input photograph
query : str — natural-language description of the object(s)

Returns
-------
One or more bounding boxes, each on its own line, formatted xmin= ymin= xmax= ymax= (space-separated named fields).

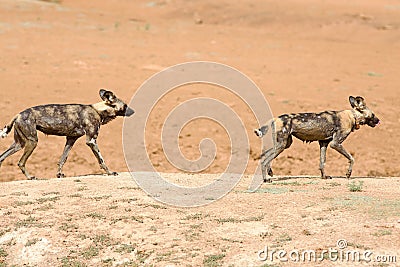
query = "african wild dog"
xmin=254 ymin=96 xmax=380 ymax=182
xmin=0 ymin=89 xmax=134 ymax=179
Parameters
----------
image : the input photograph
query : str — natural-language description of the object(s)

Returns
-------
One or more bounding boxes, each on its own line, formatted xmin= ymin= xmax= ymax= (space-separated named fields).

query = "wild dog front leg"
xmin=86 ymin=136 xmax=118 ymax=176
xmin=330 ymin=139 xmax=354 ymax=179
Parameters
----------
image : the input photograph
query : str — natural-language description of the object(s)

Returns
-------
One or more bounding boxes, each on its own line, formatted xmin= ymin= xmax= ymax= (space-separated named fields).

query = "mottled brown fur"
xmin=255 ymin=96 xmax=380 ymax=182
xmin=0 ymin=89 xmax=134 ymax=179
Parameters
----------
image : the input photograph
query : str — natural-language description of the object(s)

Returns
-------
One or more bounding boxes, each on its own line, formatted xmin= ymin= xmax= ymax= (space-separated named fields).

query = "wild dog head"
xmin=349 ymin=96 xmax=380 ymax=127
xmin=99 ymin=89 xmax=135 ymax=117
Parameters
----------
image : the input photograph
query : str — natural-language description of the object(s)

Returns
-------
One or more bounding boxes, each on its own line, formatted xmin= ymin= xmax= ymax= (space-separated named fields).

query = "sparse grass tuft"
xmin=11 ymin=191 xmax=28 ymax=196
xmin=60 ymin=256 xmax=87 ymax=267
xmin=69 ymin=193 xmax=82 ymax=198
xmin=80 ymin=245 xmax=99 ymax=259
xmin=42 ymin=191 xmax=60 ymax=196
xmin=86 ymin=213 xmax=105 ymax=220
xmin=259 ymin=263 xmax=281 ymax=267
xmin=35 ymin=203 xmax=55 ymax=211
xmin=275 ymin=233 xmax=292 ymax=244
xmin=138 ymin=203 xmax=167 ymax=209
xmin=0 ymin=228 xmax=11 ymax=237
xmin=92 ymin=234 xmax=114 ymax=247
xmin=36 ymin=196 xmax=60 ymax=203
xmin=372 ymin=229 xmax=392 ymax=237
xmin=110 ymin=215 xmax=144 ymax=224
xmin=183 ymin=213 xmax=205 ymax=220
xmin=348 ymin=181 xmax=364 ymax=192
xmin=114 ymin=243 xmax=136 ymax=254
xmin=327 ymin=181 xmax=341 ymax=187
xmin=26 ymin=238 xmax=40 ymax=247
xmin=14 ymin=200 xmax=34 ymax=206
xmin=203 ymin=254 xmax=225 ymax=267
xmin=216 ymin=214 xmax=264 ymax=224
xmin=59 ymin=222 xmax=79 ymax=232
xmin=0 ymin=247 xmax=8 ymax=257
xmin=77 ymin=186 xmax=88 ymax=191
xmin=15 ymin=216 xmax=43 ymax=228
xmin=89 ymin=195 xmax=111 ymax=201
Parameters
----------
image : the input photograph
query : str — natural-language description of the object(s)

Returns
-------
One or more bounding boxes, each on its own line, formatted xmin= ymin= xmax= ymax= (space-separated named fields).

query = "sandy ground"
xmin=0 ymin=0 xmax=399 ymax=266
xmin=0 ymin=0 xmax=399 ymax=181
xmin=0 ymin=173 xmax=400 ymax=266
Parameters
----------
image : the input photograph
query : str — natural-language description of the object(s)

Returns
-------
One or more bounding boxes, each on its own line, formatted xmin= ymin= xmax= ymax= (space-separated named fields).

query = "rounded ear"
xmin=99 ymin=89 xmax=116 ymax=103
xmin=349 ymin=96 xmax=356 ymax=108
xmin=349 ymin=96 xmax=365 ymax=109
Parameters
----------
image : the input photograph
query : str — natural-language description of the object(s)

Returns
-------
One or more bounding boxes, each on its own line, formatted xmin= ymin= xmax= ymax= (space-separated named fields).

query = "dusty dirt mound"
xmin=0 ymin=0 xmax=400 ymax=182
xmin=0 ymin=173 xmax=400 ymax=266
xmin=0 ymin=1 xmax=399 ymax=265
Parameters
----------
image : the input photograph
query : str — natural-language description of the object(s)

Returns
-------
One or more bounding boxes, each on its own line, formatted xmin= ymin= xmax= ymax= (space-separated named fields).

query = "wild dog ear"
xmin=99 ymin=89 xmax=116 ymax=103
xmin=349 ymin=96 xmax=356 ymax=108
xmin=349 ymin=96 xmax=365 ymax=109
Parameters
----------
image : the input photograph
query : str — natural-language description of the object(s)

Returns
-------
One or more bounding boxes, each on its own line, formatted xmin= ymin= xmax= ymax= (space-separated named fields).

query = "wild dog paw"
xmin=263 ymin=178 xmax=272 ymax=183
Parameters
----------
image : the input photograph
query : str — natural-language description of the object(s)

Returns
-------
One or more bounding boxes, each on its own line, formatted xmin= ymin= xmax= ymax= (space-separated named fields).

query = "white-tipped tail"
xmin=0 ymin=126 xmax=9 ymax=138
xmin=254 ymin=125 xmax=269 ymax=138
xmin=254 ymin=128 xmax=263 ymax=138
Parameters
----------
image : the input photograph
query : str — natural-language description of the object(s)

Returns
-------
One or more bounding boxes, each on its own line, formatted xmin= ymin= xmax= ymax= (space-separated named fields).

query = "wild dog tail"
xmin=254 ymin=125 xmax=269 ymax=138
xmin=0 ymin=115 xmax=18 ymax=138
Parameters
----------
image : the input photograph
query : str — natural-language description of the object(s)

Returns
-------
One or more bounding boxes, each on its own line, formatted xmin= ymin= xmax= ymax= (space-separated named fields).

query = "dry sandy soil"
xmin=1 ymin=174 xmax=400 ymax=266
xmin=0 ymin=0 xmax=399 ymax=266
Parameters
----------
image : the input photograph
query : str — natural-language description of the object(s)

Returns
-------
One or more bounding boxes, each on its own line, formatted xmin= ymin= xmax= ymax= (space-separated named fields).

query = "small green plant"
xmin=77 ymin=186 xmax=88 ymax=191
xmin=68 ymin=193 xmax=82 ymax=198
xmin=372 ymin=229 xmax=392 ymax=237
xmin=36 ymin=196 xmax=60 ymax=203
xmin=259 ymin=263 xmax=281 ymax=267
xmin=15 ymin=216 xmax=43 ymax=228
xmin=0 ymin=228 xmax=11 ymax=237
xmin=93 ymin=234 xmax=113 ymax=247
xmin=26 ymin=238 xmax=40 ymax=247
xmin=80 ymin=245 xmax=99 ymax=259
xmin=0 ymin=247 xmax=8 ymax=257
xmin=11 ymin=191 xmax=28 ymax=196
xmin=328 ymin=181 xmax=341 ymax=187
xmin=60 ymin=257 xmax=87 ymax=267
xmin=59 ymin=222 xmax=79 ymax=232
xmin=275 ymin=233 xmax=292 ymax=244
xmin=203 ymin=254 xmax=225 ymax=267
xmin=348 ymin=181 xmax=364 ymax=192
xmin=86 ymin=213 xmax=105 ymax=220
xmin=36 ymin=203 xmax=55 ymax=211
xmin=183 ymin=213 xmax=204 ymax=220
xmin=14 ymin=200 xmax=34 ymax=207
xmin=216 ymin=214 xmax=264 ymax=224
xmin=114 ymin=243 xmax=136 ymax=254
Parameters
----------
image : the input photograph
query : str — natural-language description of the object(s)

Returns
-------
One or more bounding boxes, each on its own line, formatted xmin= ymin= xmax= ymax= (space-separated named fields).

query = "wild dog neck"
xmin=91 ymin=102 xmax=117 ymax=125
xmin=350 ymin=109 xmax=363 ymax=130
